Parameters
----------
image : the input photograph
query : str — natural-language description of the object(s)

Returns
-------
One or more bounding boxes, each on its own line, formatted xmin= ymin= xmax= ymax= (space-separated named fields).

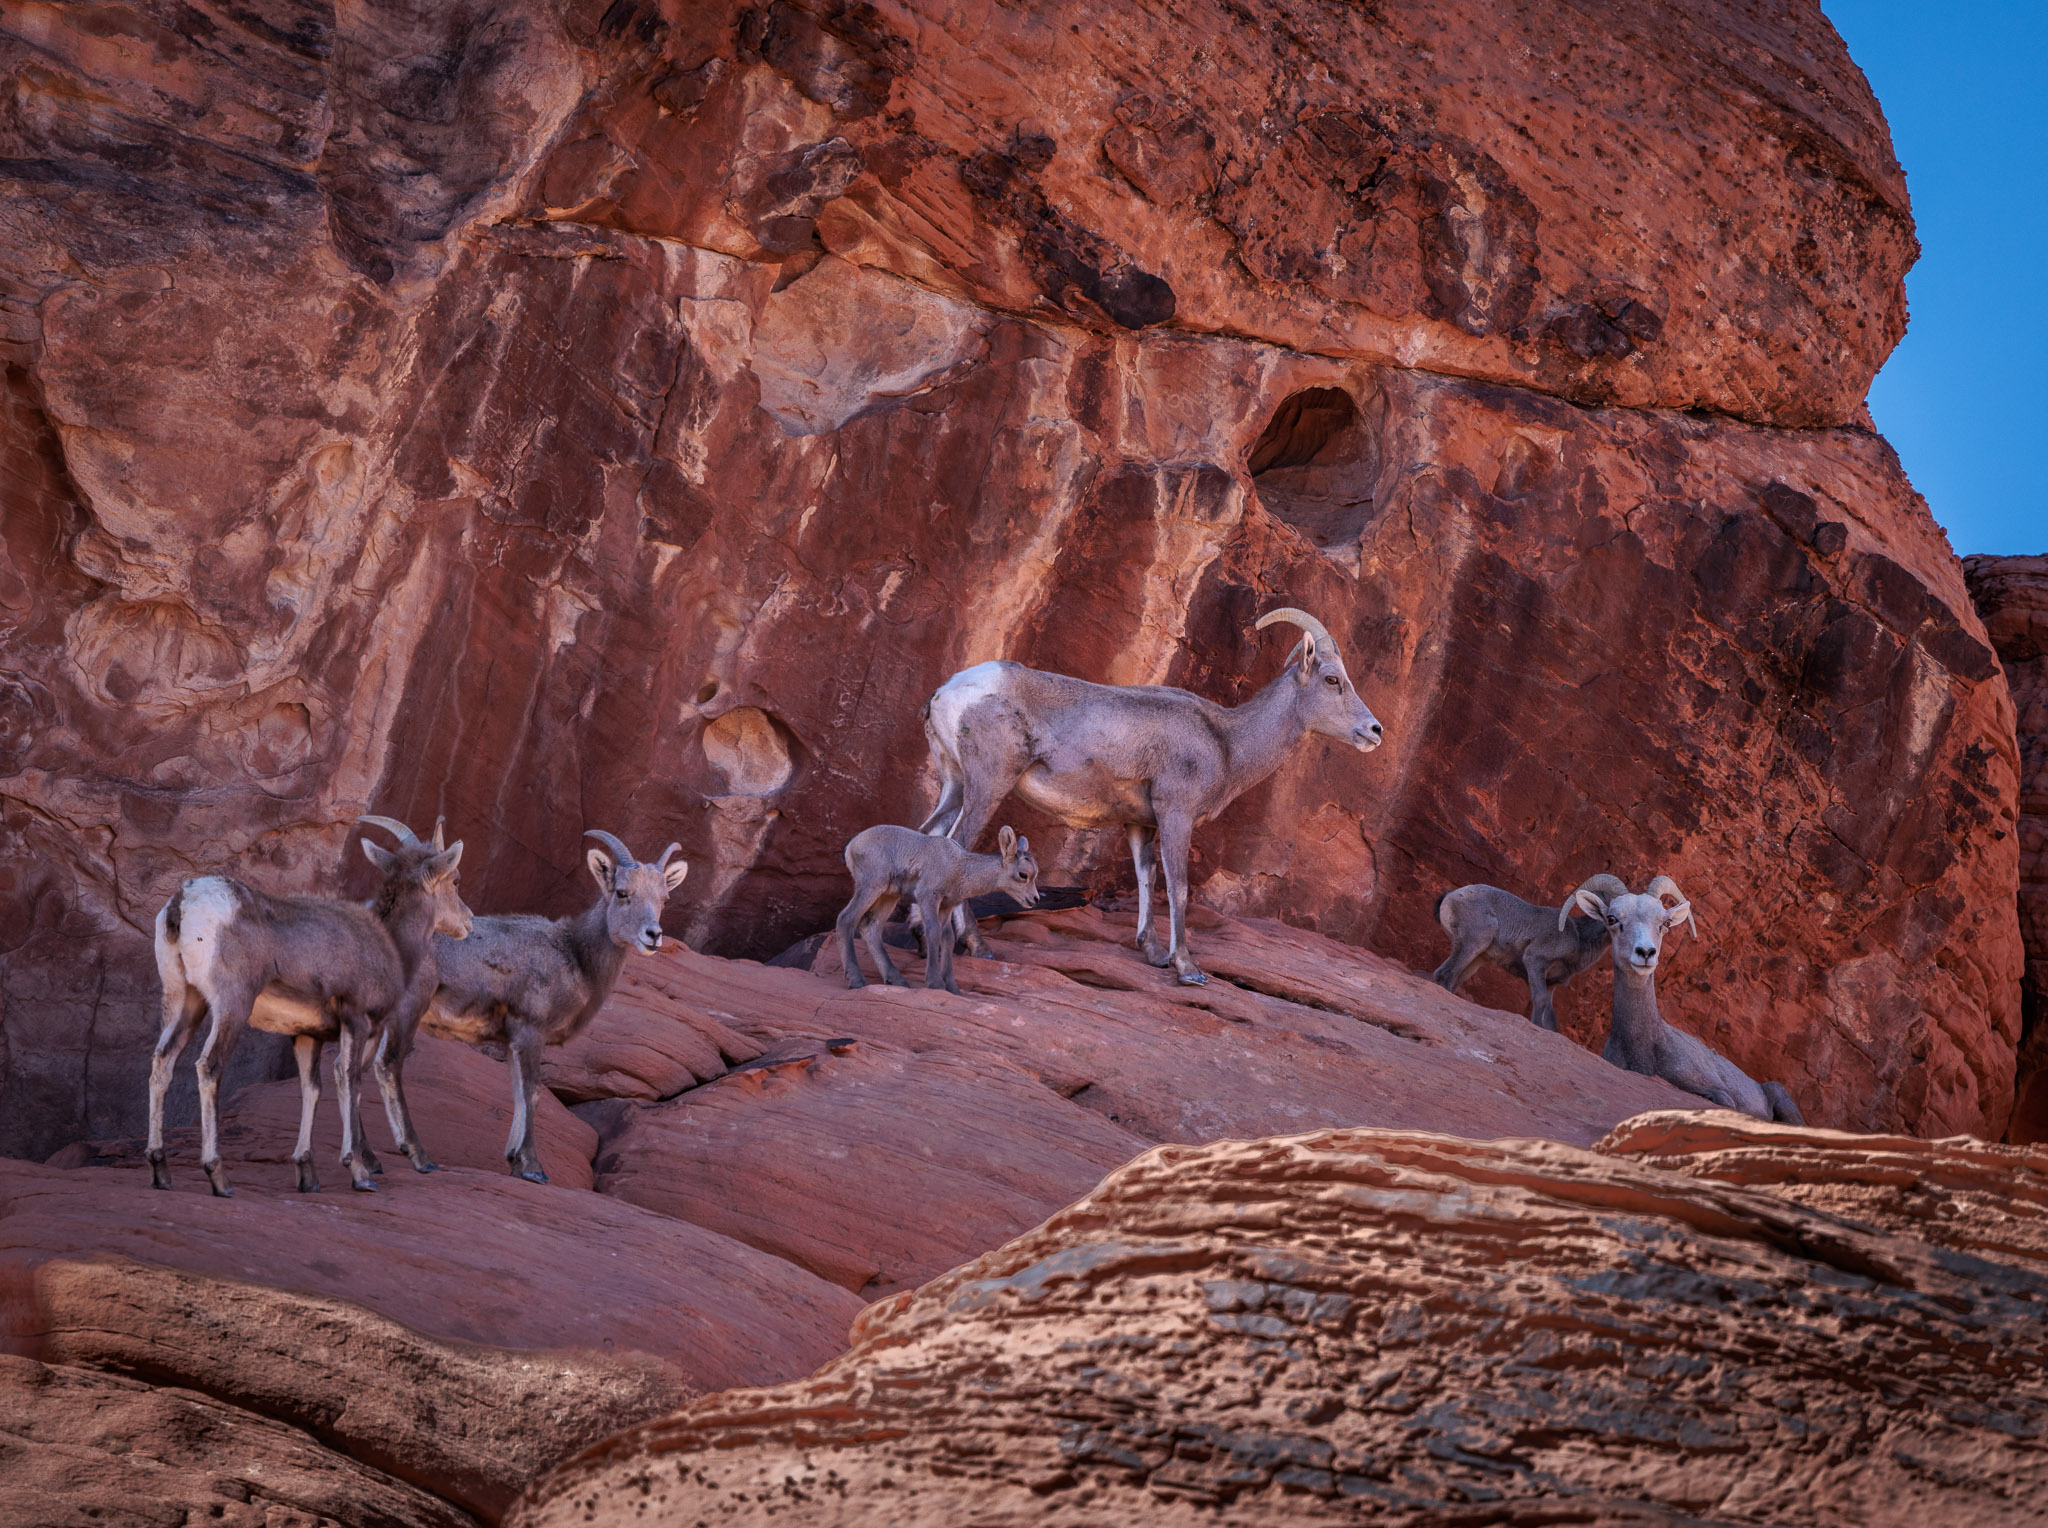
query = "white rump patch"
xmin=927 ymin=662 xmax=1009 ymax=750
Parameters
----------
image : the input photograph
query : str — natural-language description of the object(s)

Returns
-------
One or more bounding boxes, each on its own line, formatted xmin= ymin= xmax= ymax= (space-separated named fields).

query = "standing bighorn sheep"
xmin=147 ymin=816 xmax=471 ymax=1196
xmin=837 ymin=824 xmax=1040 ymax=993
xmin=917 ymin=608 xmax=1381 ymax=985
xmin=1432 ymin=874 xmax=1627 ymax=1031
xmin=376 ymin=830 xmax=687 ymax=1185
xmin=1575 ymin=875 xmax=1805 ymax=1123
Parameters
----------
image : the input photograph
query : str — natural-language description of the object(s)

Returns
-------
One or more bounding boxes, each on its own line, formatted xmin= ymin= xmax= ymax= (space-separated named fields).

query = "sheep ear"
xmin=997 ymin=825 xmax=1017 ymax=857
xmin=361 ymin=838 xmax=395 ymax=874
xmin=1667 ymin=900 xmax=1695 ymax=939
xmin=1572 ymin=888 xmax=1608 ymax=920
xmin=427 ymin=843 xmax=463 ymax=881
xmin=1294 ymin=634 xmax=1318 ymax=681
xmin=664 ymin=858 xmax=689 ymax=891
xmin=587 ymin=847 xmax=615 ymax=890
xmin=1015 ymin=836 xmax=1029 ymax=856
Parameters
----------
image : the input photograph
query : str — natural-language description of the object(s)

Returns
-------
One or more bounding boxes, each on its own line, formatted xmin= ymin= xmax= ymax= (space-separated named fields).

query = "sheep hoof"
xmin=1176 ymin=971 xmax=1209 ymax=987
xmin=520 ymin=1168 xmax=550 ymax=1185
xmin=349 ymin=1176 xmax=378 ymax=1193
xmin=148 ymin=1156 xmax=172 ymax=1191
xmin=409 ymin=1157 xmax=439 ymax=1175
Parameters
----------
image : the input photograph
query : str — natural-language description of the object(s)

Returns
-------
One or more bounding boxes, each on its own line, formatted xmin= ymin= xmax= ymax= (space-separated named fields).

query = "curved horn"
xmin=1558 ymin=872 xmax=1629 ymax=930
xmin=1254 ymin=607 xmax=1337 ymax=653
xmin=1645 ymin=874 xmax=1702 ymax=937
xmin=355 ymin=814 xmax=419 ymax=847
xmin=653 ymin=841 xmax=683 ymax=871
xmin=583 ymin=828 xmax=636 ymax=867
xmin=432 ymin=815 xmax=447 ymax=851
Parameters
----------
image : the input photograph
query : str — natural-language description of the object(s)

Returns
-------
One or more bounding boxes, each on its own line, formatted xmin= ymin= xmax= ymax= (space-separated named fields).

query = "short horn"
xmin=654 ymin=841 xmax=683 ymax=871
xmin=583 ymin=828 xmax=636 ymax=867
xmin=1254 ymin=607 xmax=1337 ymax=653
xmin=1559 ymin=872 xmax=1627 ymax=931
xmin=355 ymin=815 xmax=419 ymax=846
xmin=432 ymin=815 xmax=447 ymax=851
xmin=1646 ymin=874 xmax=1702 ymax=936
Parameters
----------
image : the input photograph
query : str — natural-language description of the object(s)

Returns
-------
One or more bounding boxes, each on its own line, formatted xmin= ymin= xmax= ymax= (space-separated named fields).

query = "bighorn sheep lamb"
xmin=1574 ymin=875 xmax=1805 ymax=1123
xmin=1432 ymin=873 xmax=1628 ymax=1031
xmin=837 ymin=824 xmax=1040 ymax=994
xmin=918 ymin=608 xmax=1381 ymax=985
xmin=381 ymin=830 xmax=687 ymax=1185
xmin=148 ymin=816 xmax=471 ymax=1197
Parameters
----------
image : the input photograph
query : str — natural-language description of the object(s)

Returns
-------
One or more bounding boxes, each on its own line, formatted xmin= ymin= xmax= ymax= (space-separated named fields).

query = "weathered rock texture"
xmin=0 ymin=0 xmax=2022 ymax=1164
xmin=1965 ymin=555 xmax=2048 ymax=1140
xmin=12 ymin=1256 xmax=691 ymax=1523
xmin=516 ymin=1113 xmax=2048 ymax=1528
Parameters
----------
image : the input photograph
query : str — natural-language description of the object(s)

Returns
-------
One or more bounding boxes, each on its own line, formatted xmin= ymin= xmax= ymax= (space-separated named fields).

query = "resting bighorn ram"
xmin=148 ymin=816 xmax=471 ymax=1196
xmin=837 ymin=824 xmax=1040 ymax=994
xmin=1575 ymin=875 xmax=1805 ymax=1123
xmin=918 ymin=608 xmax=1382 ymax=985
xmin=378 ymin=829 xmax=687 ymax=1185
xmin=1432 ymin=874 xmax=1627 ymax=1031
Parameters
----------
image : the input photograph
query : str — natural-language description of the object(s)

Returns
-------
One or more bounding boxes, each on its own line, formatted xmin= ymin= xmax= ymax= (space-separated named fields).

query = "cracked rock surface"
xmin=515 ymin=1113 xmax=2048 ymax=1528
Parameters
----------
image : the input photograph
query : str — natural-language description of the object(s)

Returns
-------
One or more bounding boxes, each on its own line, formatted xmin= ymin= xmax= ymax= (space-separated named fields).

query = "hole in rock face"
xmin=695 ymin=679 xmax=721 ymax=705
xmin=1247 ymin=387 xmax=1382 ymax=559
xmin=1248 ymin=387 xmax=1356 ymax=475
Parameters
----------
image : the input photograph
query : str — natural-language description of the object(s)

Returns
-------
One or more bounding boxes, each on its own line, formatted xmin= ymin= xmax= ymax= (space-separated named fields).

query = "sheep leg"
xmin=920 ymin=894 xmax=960 ymax=995
xmin=1128 ymin=824 xmax=1161 ymax=960
xmin=1431 ymin=940 xmax=1484 ymax=995
xmin=839 ymin=889 xmax=903 ymax=989
xmin=939 ymin=772 xmax=1010 ymax=960
xmin=506 ymin=1027 xmax=550 ymax=1184
xmin=1762 ymin=1081 xmax=1806 ymax=1126
xmin=863 ymin=896 xmax=908 ymax=987
xmin=350 ymin=1098 xmax=386 ymax=1175
xmin=194 ymin=991 xmax=248 ymax=1198
xmin=1153 ymin=811 xmax=1206 ymax=985
xmin=915 ymin=771 xmax=965 ymax=838
xmin=1521 ymin=953 xmax=1561 ymax=1032
xmin=148 ymin=980 xmax=204 ymax=1191
xmin=373 ymin=1024 xmax=438 ymax=1173
xmin=291 ymin=1035 xmax=323 ymax=1192
xmin=333 ymin=1022 xmax=378 ymax=1192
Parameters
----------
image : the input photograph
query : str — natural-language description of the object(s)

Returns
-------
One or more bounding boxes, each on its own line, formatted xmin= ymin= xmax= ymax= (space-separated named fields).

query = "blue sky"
xmin=1820 ymin=1 xmax=2044 ymax=555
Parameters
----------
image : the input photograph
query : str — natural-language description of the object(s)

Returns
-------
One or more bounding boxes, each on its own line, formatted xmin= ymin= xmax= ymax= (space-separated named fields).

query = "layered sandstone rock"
xmin=1965 ymin=555 xmax=2048 ymax=1139
xmin=0 ymin=0 xmax=2020 ymax=1167
xmin=515 ymin=1114 xmax=2048 ymax=1528
xmin=14 ymin=1257 xmax=691 ymax=1523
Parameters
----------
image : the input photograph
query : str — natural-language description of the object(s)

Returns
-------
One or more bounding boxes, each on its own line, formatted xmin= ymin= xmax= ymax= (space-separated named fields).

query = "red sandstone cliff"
xmin=1966 ymin=556 xmax=2048 ymax=1138
xmin=0 ymin=0 xmax=2024 ymax=1155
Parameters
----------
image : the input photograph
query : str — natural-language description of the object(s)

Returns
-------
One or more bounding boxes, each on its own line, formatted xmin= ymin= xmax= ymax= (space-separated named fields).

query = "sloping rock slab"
xmin=544 ymin=949 xmax=767 ymax=1103
xmin=591 ymin=1039 xmax=1150 ymax=1296
xmin=17 ymin=1255 xmax=688 ymax=1523
xmin=0 ymin=1157 xmax=861 ymax=1395
xmin=516 ymin=1119 xmax=2048 ymax=1528
xmin=0 ymin=1350 xmax=468 ymax=1528
xmin=726 ymin=905 xmax=1698 ymax=1146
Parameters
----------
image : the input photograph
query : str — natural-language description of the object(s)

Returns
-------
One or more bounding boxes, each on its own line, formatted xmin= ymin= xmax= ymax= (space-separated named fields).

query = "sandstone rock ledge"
xmin=516 ymin=1114 xmax=2048 ymax=1528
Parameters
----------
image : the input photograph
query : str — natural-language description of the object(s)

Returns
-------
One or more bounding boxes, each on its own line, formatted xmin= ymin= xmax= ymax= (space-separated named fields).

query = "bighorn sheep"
xmin=1432 ymin=873 xmax=1628 ymax=1031
xmin=918 ymin=608 xmax=1381 ymax=985
xmin=378 ymin=830 xmax=687 ymax=1185
xmin=837 ymin=824 xmax=1040 ymax=994
xmin=147 ymin=816 xmax=471 ymax=1197
xmin=1574 ymin=875 xmax=1805 ymax=1123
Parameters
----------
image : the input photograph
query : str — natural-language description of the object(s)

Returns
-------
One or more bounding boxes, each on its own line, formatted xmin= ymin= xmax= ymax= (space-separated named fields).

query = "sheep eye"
xmin=1324 ymin=675 xmax=1340 ymax=687
xmin=1605 ymin=915 xmax=1619 ymax=927
xmin=615 ymin=889 xmax=629 ymax=901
